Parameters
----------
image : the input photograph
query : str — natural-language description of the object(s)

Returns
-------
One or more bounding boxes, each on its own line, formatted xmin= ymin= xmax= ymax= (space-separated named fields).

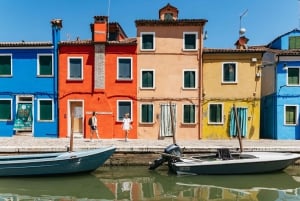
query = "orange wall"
xmin=58 ymin=44 xmax=137 ymax=139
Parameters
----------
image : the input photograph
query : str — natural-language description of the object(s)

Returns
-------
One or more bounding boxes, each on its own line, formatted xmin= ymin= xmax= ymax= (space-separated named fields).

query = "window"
xmin=141 ymin=32 xmax=155 ymax=50
xmin=141 ymin=103 xmax=153 ymax=123
xmin=208 ymin=103 xmax=223 ymax=124
xmin=183 ymin=70 xmax=196 ymax=89
xmin=222 ymin=62 xmax=237 ymax=83
xmin=289 ymin=36 xmax=300 ymax=49
xmin=0 ymin=99 xmax=12 ymax=120
xmin=117 ymin=100 xmax=132 ymax=121
xmin=284 ymin=105 xmax=298 ymax=125
xmin=38 ymin=54 xmax=53 ymax=76
xmin=68 ymin=57 xmax=83 ymax=80
xmin=287 ymin=68 xmax=300 ymax=85
xmin=141 ymin=70 xmax=154 ymax=89
xmin=0 ymin=55 xmax=12 ymax=76
xmin=183 ymin=104 xmax=195 ymax=124
xmin=117 ymin=57 xmax=132 ymax=80
xmin=164 ymin=13 xmax=173 ymax=20
xmin=38 ymin=99 xmax=53 ymax=121
xmin=183 ymin=32 xmax=198 ymax=50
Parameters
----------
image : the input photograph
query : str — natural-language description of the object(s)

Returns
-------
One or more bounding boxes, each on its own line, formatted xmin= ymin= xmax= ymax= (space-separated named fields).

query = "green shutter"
xmin=39 ymin=55 xmax=52 ymax=75
xmin=184 ymin=105 xmax=195 ymax=123
xmin=289 ymin=36 xmax=300 ymax=49
xmin=0 ymin=56 xmax=11 ymax=75
xmin=0 ymin=100 xmax=11 ymax=120
xmin=142 ymin=104 xmax=153 ymax=123
xmin=40 ymin=100 xmax=52 ymax=120
xmin=288 ymin=68 xmax=299 ymax=85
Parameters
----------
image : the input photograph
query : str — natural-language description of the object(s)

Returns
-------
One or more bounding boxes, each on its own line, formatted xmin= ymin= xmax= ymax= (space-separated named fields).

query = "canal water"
xmin=0 ymin=165 xmax=300 ymax=201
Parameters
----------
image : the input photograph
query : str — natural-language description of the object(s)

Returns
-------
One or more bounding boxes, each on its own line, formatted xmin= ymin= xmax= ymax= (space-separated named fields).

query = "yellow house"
xmin=202 ymin=47 xmax=265 ymax=139
xmin=135 ymin=4 xmax=207 ymax=140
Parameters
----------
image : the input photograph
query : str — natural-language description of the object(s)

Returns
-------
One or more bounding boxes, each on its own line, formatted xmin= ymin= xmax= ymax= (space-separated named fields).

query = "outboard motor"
xmin=149 ymin=144 xmax=182 ymax=170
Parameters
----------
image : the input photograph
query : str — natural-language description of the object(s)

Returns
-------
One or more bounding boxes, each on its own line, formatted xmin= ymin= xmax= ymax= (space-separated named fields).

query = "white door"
xmin=160 ymin=103 xmax=176 ymax=137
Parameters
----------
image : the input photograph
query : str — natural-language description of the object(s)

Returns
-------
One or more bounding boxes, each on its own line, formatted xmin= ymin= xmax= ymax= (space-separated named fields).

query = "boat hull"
xmin=170 ymin=152 xmax=300 ymax=175
xmin=0 ymin=146 xmax=116 ymax=176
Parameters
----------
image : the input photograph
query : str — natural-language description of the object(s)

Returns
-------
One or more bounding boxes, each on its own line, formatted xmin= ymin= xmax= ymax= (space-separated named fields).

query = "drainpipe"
xmin=51 ymin=19 xmax=62 ymax=138
xmin=198 ymin=28 xmax=205 ymax=139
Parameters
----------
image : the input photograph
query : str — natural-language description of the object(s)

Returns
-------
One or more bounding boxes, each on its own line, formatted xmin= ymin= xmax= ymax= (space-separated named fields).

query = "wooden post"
xmin=233 ymin=104 xmax=243 ymax=152
xmin=169 ymin=101 xmax=176 ymax=144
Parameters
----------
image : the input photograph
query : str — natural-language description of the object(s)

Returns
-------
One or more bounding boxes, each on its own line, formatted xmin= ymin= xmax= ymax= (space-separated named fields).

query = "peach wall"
xmin=137 ymin=25 xmax=204 ymax=140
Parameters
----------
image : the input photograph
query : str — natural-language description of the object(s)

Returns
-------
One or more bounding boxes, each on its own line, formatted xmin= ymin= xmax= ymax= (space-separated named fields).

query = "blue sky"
xmin=0 ymin=0 xmax=299 ymax=48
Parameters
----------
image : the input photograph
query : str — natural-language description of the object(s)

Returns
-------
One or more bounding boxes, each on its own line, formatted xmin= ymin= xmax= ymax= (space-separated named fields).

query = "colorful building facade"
xmin=0 ymin=20 xmax=62 ymax=137
xmin=261 ymin=29 xmax=300 ymax=139
xmin=202 ymin=47 xmax=265 ymax=139
xmin=58 ymin=16 xmax=137 ymax=139
xmin=135 ymin=4 xmax=207 ymax=140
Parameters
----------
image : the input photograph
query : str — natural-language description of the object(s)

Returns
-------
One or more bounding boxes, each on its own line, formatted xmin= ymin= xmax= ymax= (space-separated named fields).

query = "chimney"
xmin=234 ymin=36 xmax=249 ymax=50
xmin=51 ymin=19 xmax=62 ymax=44
xmin=90 ymin=16 xmax=108 ymax=42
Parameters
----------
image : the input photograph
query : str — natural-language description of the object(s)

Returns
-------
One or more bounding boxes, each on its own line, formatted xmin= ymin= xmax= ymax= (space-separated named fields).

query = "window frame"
xmin=37 ymin=54 xmax=53 ymax=77
xmin=117 ymin=57 xmax=132 ymax=81
xmin=140 ymin=69 xmax=155 ymax=89
xmin=208 ymin=103 xmax=224 ymax=124
xmin=183 ymin=69 xmax=197 ymax=89
xmin=0 ymin=99 xmax=12 ymax=121
xmin=222 ymin=62 xmax=238 ymax=84
xmin=284 ymin=104 xmax=298 ymax=126
xmin=117 ymin=100 xmax=133 ymax=122
xmin=182 ymin=104 xmax=196 ymax=124
xmin=286 ymin=67 xmax=300 ymax=86
xmin=67 ymin=57 xmax=83 ymax=80
xmin=38 ymin=99 xmax=54 ymax=122
xmin=140 ymin=32 xmax=155 ymax=51
xmin=140 ymin=103 xmax=154 ymax=124
xmin=183 ymin=32 xmax=198 ymax=51
xmin=0 ymin=54 xmax=12 ymax=77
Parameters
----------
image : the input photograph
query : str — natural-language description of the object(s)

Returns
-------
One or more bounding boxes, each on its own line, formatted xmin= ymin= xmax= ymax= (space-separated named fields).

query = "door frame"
xmin=67 ymin=99 xmax=84 ymax=138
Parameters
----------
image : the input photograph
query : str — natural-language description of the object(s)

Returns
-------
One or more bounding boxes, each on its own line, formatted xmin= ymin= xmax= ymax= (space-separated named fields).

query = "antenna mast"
xmin=239 ymin=9 xmax=248 ymax=36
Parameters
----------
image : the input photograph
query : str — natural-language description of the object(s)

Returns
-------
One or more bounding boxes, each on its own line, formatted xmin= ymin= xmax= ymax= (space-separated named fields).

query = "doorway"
xmin=13 ymin=95 xmax=33 ymax=136
xmin=69 ymin=101 xmax=84 ymax=138
xmin=160 ymin=103 xmax=176 ymax=137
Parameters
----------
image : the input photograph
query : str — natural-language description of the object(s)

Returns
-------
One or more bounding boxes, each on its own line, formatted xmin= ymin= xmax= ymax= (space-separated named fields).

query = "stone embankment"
xmin=1 ymin=136 xmax=300 ymax=165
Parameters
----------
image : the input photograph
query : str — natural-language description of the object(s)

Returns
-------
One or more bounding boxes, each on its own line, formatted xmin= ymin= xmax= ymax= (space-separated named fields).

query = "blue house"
xmin=261 ymin=29 xmax=300 ymax=139
xmin=0 ymin=19 xmax=62 ymax=137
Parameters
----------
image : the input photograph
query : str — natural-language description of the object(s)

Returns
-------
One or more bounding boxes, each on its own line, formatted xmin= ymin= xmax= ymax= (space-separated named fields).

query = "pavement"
xmin=1 ymin=135 xmax=300 ymax=153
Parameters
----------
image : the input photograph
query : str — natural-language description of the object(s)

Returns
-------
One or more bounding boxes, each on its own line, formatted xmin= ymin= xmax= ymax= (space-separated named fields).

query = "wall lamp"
xmin=283 ymin=63 xmax=288 ymax=71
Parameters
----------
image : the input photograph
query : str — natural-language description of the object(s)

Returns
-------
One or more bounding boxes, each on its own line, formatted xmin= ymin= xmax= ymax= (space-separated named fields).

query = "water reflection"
xmin=0 ymin=166 xmax=299 ymax=200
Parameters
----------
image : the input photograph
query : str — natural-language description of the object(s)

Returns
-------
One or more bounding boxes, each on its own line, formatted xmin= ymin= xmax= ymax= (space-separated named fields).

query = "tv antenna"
xmin=239 ymin=9 xmax=248 ymax=36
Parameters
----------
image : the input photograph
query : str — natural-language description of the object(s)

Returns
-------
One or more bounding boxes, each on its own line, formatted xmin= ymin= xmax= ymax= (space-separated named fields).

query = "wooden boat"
xmin=149 ymin=144 xmax=300 ymax=175
xmin=0 ymin=146 xmax=116 ymax=176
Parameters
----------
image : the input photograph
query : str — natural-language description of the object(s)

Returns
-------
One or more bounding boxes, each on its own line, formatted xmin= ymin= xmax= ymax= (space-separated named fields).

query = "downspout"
xmin=51 ymin=19 xmax=62 ymax=138
xmin=198 ymin=28 xmax=204 ymax=139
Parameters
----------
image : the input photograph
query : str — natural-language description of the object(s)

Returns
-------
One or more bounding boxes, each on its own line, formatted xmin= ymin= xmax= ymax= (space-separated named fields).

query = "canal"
xmin=0 ymin=165 xmax=300 ymax=200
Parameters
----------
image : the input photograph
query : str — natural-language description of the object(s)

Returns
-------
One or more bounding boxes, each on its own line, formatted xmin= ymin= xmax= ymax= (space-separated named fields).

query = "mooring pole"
xmin=233 ymin=104 xmax=243 ymax=152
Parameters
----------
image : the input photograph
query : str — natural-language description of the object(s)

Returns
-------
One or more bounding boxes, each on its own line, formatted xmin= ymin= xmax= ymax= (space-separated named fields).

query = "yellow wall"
xmin=202 ymin=52 xmax=263 ymax=139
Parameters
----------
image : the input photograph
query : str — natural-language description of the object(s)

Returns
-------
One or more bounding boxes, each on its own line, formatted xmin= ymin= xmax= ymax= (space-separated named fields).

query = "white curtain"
xmin=160 ymin=104 xmax=176 ymax=137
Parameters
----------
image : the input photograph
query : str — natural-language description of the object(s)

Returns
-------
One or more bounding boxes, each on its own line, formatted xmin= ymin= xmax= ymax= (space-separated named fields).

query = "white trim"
xmin=37 ymin=53 xmax=54 ymax=77
xmin=284 ymin=104 xmax=298 ymax=126
xmin=67 ymin=56 xmax=84 ymax=80
xmin=140 ymin=32 xmax=155 ymax=51
xmin=117 ymin=100 xmax=133 ymax=122
xmin=117 ymin=57 xmax=133 ymax=80
xmin=286 ymin=67 xmax=300 ymax=86
xmin=182 ymin=103 xmax=196 ymax=124
xmin=0 ymin=54 xmax=12 ymax=77
xmin=183 ymin=32 xmax=198 ymax=51
xmin=182 ymin=69 xmax=198 ymax=89
xmin=208 ymin=102 xmax=224 ymax=124
xmin=140 ymin=69 xmax=155 ymax=89
xmin=0 ymin=98 xmax=13 ymax=121
xmin=139 ymin=103 xmax=154 ymax=124
xmin=221 ymin=62 xmax=238 ymax=84
xmin=37 ymin=98 xmax=54 ymax=122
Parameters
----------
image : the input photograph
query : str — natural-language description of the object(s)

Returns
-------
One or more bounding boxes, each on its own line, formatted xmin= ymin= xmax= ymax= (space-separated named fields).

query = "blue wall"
xmin=0 ymin=47 xmax=58 ymax=137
